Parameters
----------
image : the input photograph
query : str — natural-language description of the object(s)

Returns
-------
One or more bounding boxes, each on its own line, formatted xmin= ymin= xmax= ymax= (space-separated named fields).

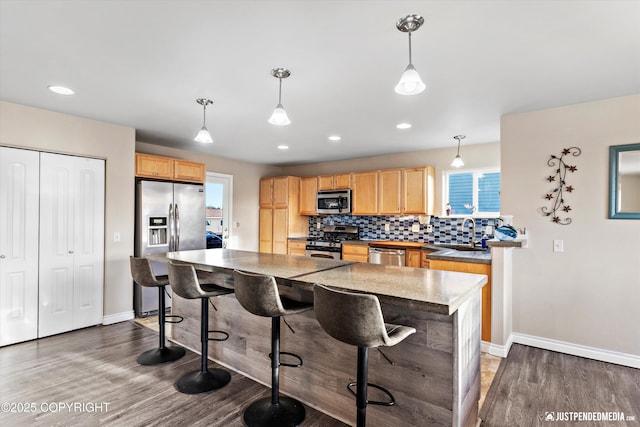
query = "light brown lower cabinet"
xmin=287 ymin=240 xmax=306 ymax=257
xmin=405 ymin=248 xmax=421 ymax=267
xmin=429 ymin=259 xmax=492 ymax=343
xmin=342 ymin=243 xmax=369 ymax=263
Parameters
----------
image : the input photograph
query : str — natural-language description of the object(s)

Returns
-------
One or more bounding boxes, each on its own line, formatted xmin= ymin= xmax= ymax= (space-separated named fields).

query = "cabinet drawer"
xmin=342 ymin=243 xmax=369 ymax=263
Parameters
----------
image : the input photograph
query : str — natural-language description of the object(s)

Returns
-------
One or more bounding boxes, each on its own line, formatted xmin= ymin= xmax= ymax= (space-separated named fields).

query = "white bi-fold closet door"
xmin=38 ymin=152 xmax=105 ymax=338
xmin=0 ymin=147 xmax=40 ymax=346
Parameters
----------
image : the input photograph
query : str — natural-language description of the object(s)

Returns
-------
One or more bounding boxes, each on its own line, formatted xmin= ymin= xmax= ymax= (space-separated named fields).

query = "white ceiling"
xmin=1 ymin=1 xmax=639 ymax=166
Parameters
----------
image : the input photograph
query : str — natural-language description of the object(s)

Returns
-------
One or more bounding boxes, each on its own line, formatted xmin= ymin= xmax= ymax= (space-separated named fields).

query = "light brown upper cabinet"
xmin=260 ymin=176 xmax=290 ymax=208
xmin=378 ymin=169 xmax=402 ymax=215
xmin=299 ymin=176 xmax=318 ymax=215
xmin=318 ymin=173 xmax=352 ymax=190
xmin=351 ymin=171 xmax=379 ymax=215
xmin=402 ymin=166 xmax=435 ymax=215
xmin=135 ymin=153 xmax=205 ymax=183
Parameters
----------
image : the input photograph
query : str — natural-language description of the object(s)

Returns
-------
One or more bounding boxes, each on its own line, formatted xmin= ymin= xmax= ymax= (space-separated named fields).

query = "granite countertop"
xmin=148 ymin=249 xmax=487 ymax=315
xmin=423 ymin=245 xmax=492 ymax=264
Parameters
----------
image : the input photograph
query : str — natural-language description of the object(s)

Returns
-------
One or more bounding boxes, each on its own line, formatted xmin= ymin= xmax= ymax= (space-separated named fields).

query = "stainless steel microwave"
xmin=316 ymin=189 xmax=351 ymax=214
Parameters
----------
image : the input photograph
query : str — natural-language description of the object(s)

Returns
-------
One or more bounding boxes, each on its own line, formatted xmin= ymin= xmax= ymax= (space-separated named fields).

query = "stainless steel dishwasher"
xmin=368 ymin=247 xmax=406 ymax=266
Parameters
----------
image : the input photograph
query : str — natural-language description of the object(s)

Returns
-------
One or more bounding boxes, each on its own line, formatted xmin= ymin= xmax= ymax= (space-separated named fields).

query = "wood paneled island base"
xmin=151 ymin=249 xmax=486 ymax=427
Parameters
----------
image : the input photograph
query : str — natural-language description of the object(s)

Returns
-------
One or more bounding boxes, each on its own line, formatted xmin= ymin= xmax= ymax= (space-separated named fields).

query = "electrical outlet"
xmin=553 ymin=240 xmax=564 ymax=252
xmin=411 ymin=223 xmax=420 ymax=232
xmin=384 ymin=223 xmax=390 ymax=232
xmin=426 ymin=224 xmax=433 ymax=233
xmin=485 ymin=225 xmax=493 ymax=235
xmin=113 ymin=232 xmax=121 ymax=242
xmin=316 ymin=222 xmax=321 ymax=229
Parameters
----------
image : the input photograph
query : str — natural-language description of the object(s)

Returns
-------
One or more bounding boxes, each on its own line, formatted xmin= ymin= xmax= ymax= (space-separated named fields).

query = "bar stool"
xmin=313 ymin=284 xmax=416 ymax=427
xmin=130 ymin=256 xmax=186 ymax=365
xmin=168 ymin=261 xmax=234 ymax=394
xmin=233 ymin=270 xmax=314 ymax=427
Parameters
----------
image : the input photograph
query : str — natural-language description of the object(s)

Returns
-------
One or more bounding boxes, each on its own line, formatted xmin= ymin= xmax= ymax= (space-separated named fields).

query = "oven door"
xmin=305 ymin=247 xmax=342 ymax=260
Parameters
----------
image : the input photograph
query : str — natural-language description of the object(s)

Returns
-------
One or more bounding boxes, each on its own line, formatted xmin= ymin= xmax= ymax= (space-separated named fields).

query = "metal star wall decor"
xmin=540 ymin=147 xmax=581 ymax=225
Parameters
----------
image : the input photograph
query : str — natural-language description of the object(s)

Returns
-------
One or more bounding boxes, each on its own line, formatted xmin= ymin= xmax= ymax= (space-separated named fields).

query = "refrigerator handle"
xmin=169 ymin=203 xmax=174 ymax=251
xmin=175 ymin=203 xmax=180 ymax=251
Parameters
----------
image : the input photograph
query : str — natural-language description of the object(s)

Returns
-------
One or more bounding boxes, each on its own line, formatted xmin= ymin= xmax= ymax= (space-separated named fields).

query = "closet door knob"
xmin=68 ymin=250 xmax=74 ymax=254
xmin=0 ymin=254 xmax=5 ymax=259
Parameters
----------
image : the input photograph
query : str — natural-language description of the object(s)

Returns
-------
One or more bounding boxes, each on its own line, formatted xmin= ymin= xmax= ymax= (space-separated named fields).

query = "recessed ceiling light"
xmin=328 ymin=135 xmax=341 ymax=141
xmin=396 ymin=123 xmax=412 ymax=129
xmin=277 ymin=145 xmax=289 ymax=150
xmin=48 ymin=85 xmax=74 ymax=95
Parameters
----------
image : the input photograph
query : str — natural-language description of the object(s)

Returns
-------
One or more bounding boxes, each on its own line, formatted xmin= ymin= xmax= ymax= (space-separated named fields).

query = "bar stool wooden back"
xmin=168 ymin=261 xmax=234 ymax=394
xmin=313 ymin=284 xmax=416 ymax=427
xmin=129 ymin=256 xmax=185 ymax=365
xmin=233 ymin=269 xmax=314 ymax=427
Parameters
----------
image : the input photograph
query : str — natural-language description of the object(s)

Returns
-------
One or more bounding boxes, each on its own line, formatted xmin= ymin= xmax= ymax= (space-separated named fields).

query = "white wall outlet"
xmin=113 ymin=232 xmax=121 ymax=242
xmin=234 ymin=221 xmax=240 ymax=228
xmin=426 ymin=224 xmax=433 ymax=233
xmin=485 ymin=225 xmax=493 ymax=235
xmin=316 ymin=221 xmax=321 ymax=229
xmin=411 ymin=223 xmax=420 ymax=232
xmin=553 ymin=240 xmax=564 ymax=252
xmin=384 ymin=223 xmax=390 ymax=232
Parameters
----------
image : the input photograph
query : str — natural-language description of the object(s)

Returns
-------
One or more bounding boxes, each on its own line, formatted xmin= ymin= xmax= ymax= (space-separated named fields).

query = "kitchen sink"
xmin=427 ymin=243 xmax=488 ymax=252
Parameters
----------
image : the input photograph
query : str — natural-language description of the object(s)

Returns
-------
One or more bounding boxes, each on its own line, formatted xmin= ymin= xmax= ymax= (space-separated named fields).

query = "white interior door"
xmin=39 ymin=153 xmax=104 ymax=337
xmin=206 ymin=172 xmax=232 ymax=248
xmin=0 ymin=147 xmax=40 ymax=346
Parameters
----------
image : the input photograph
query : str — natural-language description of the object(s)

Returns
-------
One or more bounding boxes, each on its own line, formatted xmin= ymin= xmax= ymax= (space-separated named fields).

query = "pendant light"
xmin=451 ymin=135 xmax=465 ymax=168
xmin=395 ymin=14 xmax=426 ymax=95
xmin=268 ymin=68 xmax=291 ymax=126
xmin=194 ymin=98 xmax=213 ymax=143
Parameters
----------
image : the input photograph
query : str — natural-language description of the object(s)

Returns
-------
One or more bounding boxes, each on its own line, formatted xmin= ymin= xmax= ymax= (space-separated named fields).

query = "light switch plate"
xmin=553 ymin=240 xmax=564 ymax=252
xmin=426 ymin=224 xmax=433 ymax=233
xmin=384 ymin=223 xmax=390 ymax=232
xmin=485 ymin=225 xmax=493 ymax=234
xmin=113 ymin=232 xmax=121 ymax=242
xmin=411 ymin=223 xmax=420 ymax=232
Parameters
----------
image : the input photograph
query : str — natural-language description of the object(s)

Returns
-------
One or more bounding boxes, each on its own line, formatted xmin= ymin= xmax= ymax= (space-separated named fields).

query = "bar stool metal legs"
xmin=242 ymin=316 xmax=305 ymax=427
xmin=136 ymin=286 xmax=186 ymax=366
xmin=175 ymin=297 xmax=231 ymax=394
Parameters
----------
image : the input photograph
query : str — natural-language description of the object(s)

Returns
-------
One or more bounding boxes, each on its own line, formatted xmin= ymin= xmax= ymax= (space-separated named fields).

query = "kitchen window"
xmin=443 ymin=169 xmax=501 ymax=216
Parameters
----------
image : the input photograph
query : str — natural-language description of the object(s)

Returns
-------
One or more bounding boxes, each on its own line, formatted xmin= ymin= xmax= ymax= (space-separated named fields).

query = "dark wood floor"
xmin=0 ymin=321 xmax=347 ymax=427
xmin=480 ymin=344 xmax=640 ymax=427
xmin=2 ymin=323 xmax=639 ymax=427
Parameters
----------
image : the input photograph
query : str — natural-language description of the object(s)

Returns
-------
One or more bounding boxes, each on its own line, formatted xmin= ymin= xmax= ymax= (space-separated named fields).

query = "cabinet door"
xmin=403 ymin=166 xmax=435 ymax=214
xmin=174 ymin=159 xmax=205 ymax=183
xmin=379 ymin=169 xmax=402 ymax=214
xmin=300 ymin=177 xmax=318 ymax=215
xmin=317 ymin=175 xmax=334 ymax=191
xmin=0 ymin=148 xmax=40 ymax=346
xmin=334 ymin=174 xmax=351 ymax=189
xmin=405 ymin=248 xmax=421 ymax=268
xmin=39 ymin=153 xmax=105 ymax=337
xmin=259 ymin=178 xmax=273 ymax=207
xmin=259 ymin=208 xmax=273 ymax=253
xmin=272 ymin=177 xmax=289 ymax=207
xmin=135 ymin=153 xmax=173 ymax=179
xmin=272 ymin=208 xmax=289 ymax=254
xmin=351 ymin=172 xmax=378 ymax=215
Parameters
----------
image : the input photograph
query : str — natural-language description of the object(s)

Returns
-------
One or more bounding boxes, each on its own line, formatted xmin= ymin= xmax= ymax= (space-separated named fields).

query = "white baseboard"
xmin=485 ymin=335 xmax=513 ymax=358
xmin=512 ymin=332 xmax=640 ymax=369
xmin=102 ymin=310 xmax=134 ymax=325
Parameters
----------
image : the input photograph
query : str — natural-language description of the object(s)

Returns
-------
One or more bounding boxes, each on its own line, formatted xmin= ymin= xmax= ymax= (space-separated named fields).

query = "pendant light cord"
xmin=408 ymin=31 xmax=413 ymax=65
xmin=278 ymin=77 xmax=283 ymax=104
xmin=202 ymin=103 xmax=206 ymax=126
xmin=456 ymin=138 xmax=461 ymax=156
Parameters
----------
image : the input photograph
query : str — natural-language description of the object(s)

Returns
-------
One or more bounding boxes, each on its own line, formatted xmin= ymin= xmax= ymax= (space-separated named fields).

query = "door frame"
xmin=206 ymin=172 xmax=233 ymax=249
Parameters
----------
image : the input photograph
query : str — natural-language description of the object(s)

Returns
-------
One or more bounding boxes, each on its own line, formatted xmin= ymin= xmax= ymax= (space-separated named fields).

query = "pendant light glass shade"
xmin=395 ymin=64 xmax=426 ymax=95
xmin=268 ymin=103 xmax=291 ymax=126
xmin=194 ymin=98 xmax=214 ymax=144
xmin=268 ymin=68 xmax=291 ymax=126
xmin=451 ymin=135 xmax=465 ymax=168
xmin=395 ymin=15 xmax=426 ymax=96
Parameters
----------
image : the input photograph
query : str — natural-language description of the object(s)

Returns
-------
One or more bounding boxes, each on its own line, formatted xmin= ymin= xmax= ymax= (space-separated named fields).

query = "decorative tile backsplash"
xmin=308 ymin=215 xmax=500 ymax=244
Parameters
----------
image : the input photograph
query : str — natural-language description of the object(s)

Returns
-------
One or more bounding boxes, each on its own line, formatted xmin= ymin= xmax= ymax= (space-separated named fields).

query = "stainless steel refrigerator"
xmin=134 ymin=180 xmax=206 ymax=316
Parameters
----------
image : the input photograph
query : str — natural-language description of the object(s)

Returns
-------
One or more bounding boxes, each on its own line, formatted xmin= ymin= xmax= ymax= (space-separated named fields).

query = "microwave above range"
xmin=316 ymin=189 xmax=351 ymax=214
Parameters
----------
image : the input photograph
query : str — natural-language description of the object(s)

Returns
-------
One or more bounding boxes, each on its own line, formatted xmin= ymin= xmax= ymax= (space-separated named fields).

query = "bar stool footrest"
xmin=165 ymin=314 xmax=183 ymax=324
xmin=208 ymin=329 xmax=229 ymax=342
xmin=243 ymin=395 xmax=306 ymax=427
xmin=269 ymin=351 xmax=303 ymax=368
xmin=347 ymin=381 xmax=396 ymax=406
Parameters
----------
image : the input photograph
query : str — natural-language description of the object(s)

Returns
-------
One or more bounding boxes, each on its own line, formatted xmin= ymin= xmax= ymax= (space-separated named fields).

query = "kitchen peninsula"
xmin=149 ymin=249 xmax=487 ymax=427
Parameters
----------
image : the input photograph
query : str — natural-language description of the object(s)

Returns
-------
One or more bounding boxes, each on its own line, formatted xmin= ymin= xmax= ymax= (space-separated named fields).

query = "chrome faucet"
xmin=462 ymin=217 xmax=476 ymax=248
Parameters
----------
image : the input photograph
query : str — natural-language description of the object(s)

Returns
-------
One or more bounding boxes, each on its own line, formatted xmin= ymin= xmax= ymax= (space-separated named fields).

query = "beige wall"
xmin=0 ymin=101 xmax=136 ymax=319
xmin=282 ymin=142 xmax=500 ymax=215
xmin=136 ymin=142 xmax=280 ymax=251
xmin=502 ymin=94 xmax=640 ymax=356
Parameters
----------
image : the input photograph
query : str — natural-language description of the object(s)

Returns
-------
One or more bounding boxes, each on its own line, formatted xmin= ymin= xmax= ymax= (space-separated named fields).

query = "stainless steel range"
xmin=305 ymin=225 xmax=359 ymax=260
